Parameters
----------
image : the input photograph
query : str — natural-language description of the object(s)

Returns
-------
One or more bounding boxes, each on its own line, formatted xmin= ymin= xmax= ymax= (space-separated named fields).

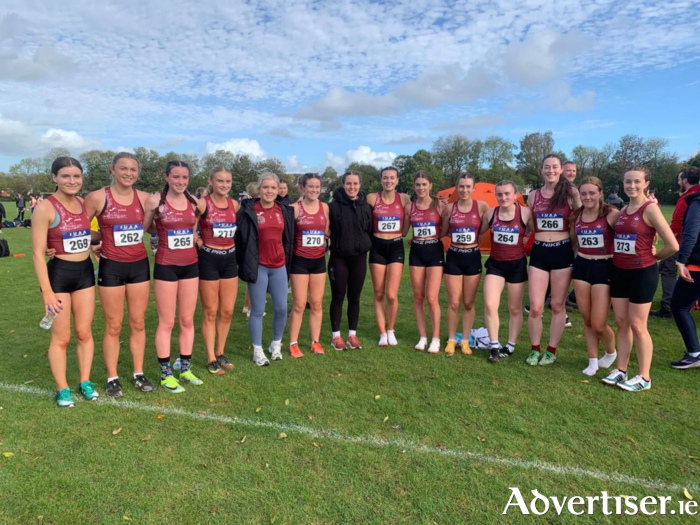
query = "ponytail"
xmin=184 ymin=189 xmax=201 ymax=218
xmin=549 ymin=177 xmax=575 ymax=212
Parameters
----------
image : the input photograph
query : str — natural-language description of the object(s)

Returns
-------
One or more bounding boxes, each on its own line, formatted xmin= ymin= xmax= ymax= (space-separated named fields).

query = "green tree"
xmin=133 ymin=147 xmax=166 ymax=193
xmin=79 ymin=150 xmax=116 ymax=192
xmin=345 ymin=162 xmax=380 ymax=194
xmin=322 ymin=166 xmax=340 ymax=196
xmin=515 ymin=131 xmax=555 ymax=188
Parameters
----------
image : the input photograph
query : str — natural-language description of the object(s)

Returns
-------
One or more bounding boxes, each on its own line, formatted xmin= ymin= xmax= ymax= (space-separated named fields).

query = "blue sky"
xmin=0 ymin=0 xmax=698 ymax=173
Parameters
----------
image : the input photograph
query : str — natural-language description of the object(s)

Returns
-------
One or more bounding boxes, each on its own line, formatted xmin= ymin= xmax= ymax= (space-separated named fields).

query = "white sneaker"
xmin=428 ymin=339 xmax=440 ymax=354
xmin=378 ymin=333 xmax=388 ymax=347
xmin=387 ymin=330 xmax=398 ymax=346
xmin=414 ymin=338 xmax=427 ymax=351
xmin=617 ymin=375 xmax=651 ymax=392
xmin=269 ymin=342 xmax=283 ymax=361
xmin=253 ymin=346 xmax=269 ymax=367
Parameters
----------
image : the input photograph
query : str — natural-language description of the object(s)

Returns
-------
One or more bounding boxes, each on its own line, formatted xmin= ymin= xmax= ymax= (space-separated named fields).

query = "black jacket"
xmin=679 ymin=191 xmax=700 ymax=266
xmin=328 ymin=187 xmax=372 ymax=257
xmin=235 ymin=198 xmax=295 ymax=283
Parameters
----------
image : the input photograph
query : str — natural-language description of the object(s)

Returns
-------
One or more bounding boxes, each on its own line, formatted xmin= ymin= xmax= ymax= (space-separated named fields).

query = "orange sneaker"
xmin=445 ymin=340 xmax=456 ymax=356
xmin=461 ymin=341 xmax=472 ymax=355
xmin=346 ymin=335 xmax=362 ymax=349
xmin=332 ymin=336 xmax=346 ymax=351
xmin=290 ymin=343 xmax=304 ymax=359
xmin=311 ymin=342 xmax=325 ymax=355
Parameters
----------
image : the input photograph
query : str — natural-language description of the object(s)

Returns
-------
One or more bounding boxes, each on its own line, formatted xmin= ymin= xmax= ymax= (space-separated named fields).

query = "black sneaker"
xmin=216 ymin=354 xmax=235 ymax=371
xmin=499 ymin=348 xmax=513 ymax=359
xmin=650 ymin=308 xmax=672 ymax=318
xmin=106 ymin=378 xmax=123 ymax=398
xmin=488 ymin=347 xmax=500 ymax=363
xmin=523 ymin=304 xmax=530 ymax=314
xmin=564 ymin=316 xmax=572 ymax=328
xmin=132 ymin=374 xmax=155 ymax=392
xmin=670 ymin=354 xmax=700 ymax=369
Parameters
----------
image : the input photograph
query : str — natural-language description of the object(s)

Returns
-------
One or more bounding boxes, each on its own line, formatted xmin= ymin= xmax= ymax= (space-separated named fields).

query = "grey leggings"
xmin=248 ymin=264 xmax=288 ymax=347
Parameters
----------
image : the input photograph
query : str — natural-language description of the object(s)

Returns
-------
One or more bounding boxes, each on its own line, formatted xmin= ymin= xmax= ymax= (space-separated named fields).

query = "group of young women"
xmin=33 ymin=153 xmax=678 ymax=407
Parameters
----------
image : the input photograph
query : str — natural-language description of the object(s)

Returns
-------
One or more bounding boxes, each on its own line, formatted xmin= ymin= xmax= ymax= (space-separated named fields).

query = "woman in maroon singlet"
xmin=441 ymin=172 xmax=489 ymax=356
xmin=143 ymin=161 xmax=206 ymax=394
xmin=367 ymin=167 xmax=411 ymax=347
xmin=601 ymin=166 xmax=678 ymax=392
xmin=288 ymin=173 xmax=330 ymax=358
xmin=84 ymin=152 xmax=153 ymax=397
xmin=197 ymin=167 xmax=240 ymax=375
xmin=570 ymin=177 xmax=619 ymax=377
xmin=32 ymin=157 xmax=98 ymax=407
xmin=402 ymin=171 xmax=445 ymax=353
xmin=479 ymin=180 xmax=532 ymax=363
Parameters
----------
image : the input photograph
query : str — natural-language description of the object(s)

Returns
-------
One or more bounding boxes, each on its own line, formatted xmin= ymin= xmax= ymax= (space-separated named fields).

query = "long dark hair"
xmin=51 ymin=156 xmax=83 ymax=175
xmin=542 ymin=154 xmax=575 ymax=211
xmin=413 ymin=170 xmax=439 ymax=213
xmin=158 ymin=160 xmax=200 ymax=217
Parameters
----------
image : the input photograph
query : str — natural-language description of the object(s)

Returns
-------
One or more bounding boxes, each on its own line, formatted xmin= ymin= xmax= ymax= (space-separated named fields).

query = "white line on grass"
xmin=2 ymin=381 xmax=698 ymax=494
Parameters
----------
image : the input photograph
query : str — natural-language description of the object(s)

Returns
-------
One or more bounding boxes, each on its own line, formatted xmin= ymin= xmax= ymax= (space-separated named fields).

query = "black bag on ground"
xmin=0 ymin=239 xmax=10 ymax=257
xmin=3 ymin=220 xmax=14 ymax=228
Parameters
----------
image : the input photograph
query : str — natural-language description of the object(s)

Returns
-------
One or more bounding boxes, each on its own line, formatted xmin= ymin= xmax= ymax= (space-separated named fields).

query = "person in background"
xmin=276 ymin=180 xmax=292 ymax=206
xmin=651 ymin=167 xmax=700 ymax=318
xmin=0 ymin=200 xmax=5 ymax=233
xmin=15 ymin=192 xmax=26 ymax=221
xmin=241 ymin=182 xmax=259 ymax=317
xmin=31 ymin=157 xmax=98 ymax=407
xmin=648 ymin=191 xmax=658 ymax=205
xmin=605 ymin=190 xmax=625 ymax=210
xmin=562 ymin=161 xmax=577 ymax=184
xmin=30 ymin=194 xmax=38 ymax=214
xmin=669 ymin=174 xmax=700 ymax=369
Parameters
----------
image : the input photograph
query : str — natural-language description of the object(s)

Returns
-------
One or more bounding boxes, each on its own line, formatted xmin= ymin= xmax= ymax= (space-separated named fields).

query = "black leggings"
xmin=328 ymin=252 xmax=367 ymax=332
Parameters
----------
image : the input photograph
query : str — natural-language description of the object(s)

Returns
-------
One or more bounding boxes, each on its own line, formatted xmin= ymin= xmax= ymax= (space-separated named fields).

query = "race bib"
xmin=62 ymin=229 xmax=90 ymax=254
xmin=536 ymin=213 xmax=564 ymax=231
xmin=577 ymin=228 xmax=604 ymax=249
xmin=377 ymin=216 xmax=401 ymax=233
xmin=451 ymin=227 xmax=475 ymax=245
xmin=493 ymin=226 xmax=519 ymax=246
xmin=413 ymin=221 xmax=436 ymax=239
xmin=167 ymin=229 xmax=194 ymax=250
xmin=614 ymin=233 xmax=636 ymax=255
xmin=114 ymin=224 xmax=144 ymax=247
xmin=213 ymin=222 xmax=236 ymax=239
xmin=302 ymin=230 xmax=324 ymax=247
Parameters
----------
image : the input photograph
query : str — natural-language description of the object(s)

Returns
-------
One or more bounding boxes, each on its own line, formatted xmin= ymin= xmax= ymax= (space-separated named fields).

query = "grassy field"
xmin=1 ymin=202 xmax=699 ymax=524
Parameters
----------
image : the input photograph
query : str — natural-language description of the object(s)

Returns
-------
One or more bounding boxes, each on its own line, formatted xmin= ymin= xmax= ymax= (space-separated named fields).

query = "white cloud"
xmin=41 ymin=128 xmax=97 ymax=151
xmin=323 ymin=146 xmax=397 ymax=171
xmin=548 ymin=83 xmax=595 ymax=112
xmin=204 ymin=138 xmax=266 ymax=160
xmin=285 ymin=154 xmax=308 ymax=172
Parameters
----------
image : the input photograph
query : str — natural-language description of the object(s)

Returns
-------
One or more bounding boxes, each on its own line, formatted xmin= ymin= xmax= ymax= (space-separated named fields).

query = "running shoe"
xmin=523 ymin=304 xmax=530 ymax=314
xmin=444 ymin=340 xmax=456 ymax=356
xmin=617 ymin=375 xmax=651 ymax=392
xmin=132 ymin=374 xmax=154 ymax=392
xmin=105 ymin=378 xmax=123 ymax=398
xmin=387 ymin=331 xmax=398 ymax=346
xmin=207 ymin=361 xmax=226 ymax=376
xmin=311 ymin=342 xmax=325 ymax=355
xmin=460 ymin=341 xmax=472 ymax=355
xmin=414 ymin=338 xmax=427 ymax=351
xmin=601 ymin=368 xmax=627 ymax=386
xmin=78 ymin=381 xmax=100 ymax=401
xmin=525 ymin=350 xmax=541 ymax=366
xmin=269 ymin=342 xmax=283 ymax=361
xmin=346 ymin=335 xmax=361 ymax=349
xmin=55 ymin=388 xmax=75 ymax=408
xmin=332 ymin=336 xmax=347 ymax=351
xmin=290 ymin=343 xmax=304 ymax=359
xmin=488 ymin=347 xmax=500 ymax=363
xmin=253 ymin=347 xmax=270 ymax=366
xmin=180 ymin=370 xmax=204 ymax=385
xmin=216 ymin=354 xmax=235 ymax=371
xmin=538 ymin=350 xmax=556 ymax=366
xmin=499 ymin=348 xmax=513 ymax=359
xmin=378 ymin=334 xmax=388 ymax=347
xmin=427 ymin=339 xmax=440 ymax=354
xmin=161 ymin=375 xmax=185 ymax=393
xmin=670 ymin=353 xmax=700 ymax=370
xmin=241 ymin=306 xmax=249 ymax=315
xmin=564 ymin=316 xmax=572 ymax=328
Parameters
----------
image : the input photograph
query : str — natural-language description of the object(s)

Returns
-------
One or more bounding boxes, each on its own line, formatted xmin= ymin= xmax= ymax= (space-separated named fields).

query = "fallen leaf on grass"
xmin=209 ymin=397 xmax=215 ymax=403
xmin=278 ymin=433 xmax=287 ymax=439
xmin=312 ymin=443 xmax=321 ymax=448
xmin=210 ymin=507 xmax=217 ymax=515
xmin=9 ymin=330 xmax=15 ymax=334
xmin=112 ymin=428 xmax=122 ymax=435
xmin=156 ymin=414 xmax=165 ymax=420
xmin=391 ymin=425 xmax=403 ymax=431
xmin=23 ymin=354 xmax=27 ymax=358
xmin=477 ymin=436 xmax=486 ymax=442
xmin=255 ymin=407 xmax=262 ymax=413
xmin=383 ymin=416 xmax=389 ymax=423
xmin=437 ymin=443 xmax=447 ymax=451
xmin=307 ymin=415 xmax=313 ymax=421
xmin=37 ymin=517 xmax=43 ymax=524
xmin=122 ymin=516 xmax=131 ymax=521
xmin=23 ymin=380 xmax=34 ymax=385
xmin=627 ymin=436 xmax=636 ymax=443
xmin=374 ymin=395 xmax=381 ymax=400
xmin=239 ymin=436 xmax=247 ymax=444
xmin=198 ymin=410 xmax=207 ymax=415
xmin=109 ymin=443 xmax=115 ymax=447
xmin=688 ymin=455 xmax=700 ymax=461
xmin=141 ymin=434 xmax=152 ymax=442
xmin=491 ymin=380 xmax=499 ymax=387
xmin=684 ymin=488 xmax=694 ymax=501
xmin=2 ymin=452 xmax=14 ymax=458
xmin=581 ymin=380 xmax=590 ymax=384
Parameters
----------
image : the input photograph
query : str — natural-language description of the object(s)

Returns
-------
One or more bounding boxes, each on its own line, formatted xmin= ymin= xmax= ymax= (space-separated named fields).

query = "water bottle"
xmin=172 ymin=358 xmax=181 ymax=371
xmin=40 ymin=301 xmax=62 ymax=330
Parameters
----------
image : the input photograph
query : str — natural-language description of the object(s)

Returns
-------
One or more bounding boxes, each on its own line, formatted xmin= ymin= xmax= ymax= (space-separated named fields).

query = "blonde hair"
xmin=256 ymin=171 xmax=280 ymax=192
xmin=246 ymin=182 xmax=259 ymax=198
xmin=207 ymin=166 xmax=231 ymax=195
